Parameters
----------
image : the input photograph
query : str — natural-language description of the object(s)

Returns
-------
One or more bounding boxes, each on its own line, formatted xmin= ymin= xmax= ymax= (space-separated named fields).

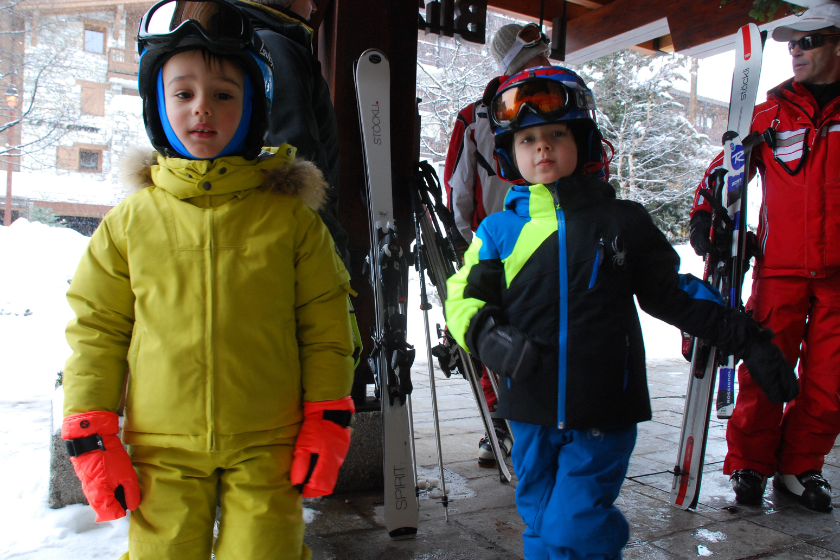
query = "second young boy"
xmin=445 ymin=66 xmax=799 ymax=560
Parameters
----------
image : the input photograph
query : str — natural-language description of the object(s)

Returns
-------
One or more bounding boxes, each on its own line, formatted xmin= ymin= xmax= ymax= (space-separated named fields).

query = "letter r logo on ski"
xmin=731 ymin=145 xmax=745 ymax=170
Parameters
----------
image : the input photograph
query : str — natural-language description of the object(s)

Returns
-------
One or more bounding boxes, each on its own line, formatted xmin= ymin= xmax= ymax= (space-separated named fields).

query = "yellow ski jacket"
xmin=63 ymin=146 xmax=354 ymax=452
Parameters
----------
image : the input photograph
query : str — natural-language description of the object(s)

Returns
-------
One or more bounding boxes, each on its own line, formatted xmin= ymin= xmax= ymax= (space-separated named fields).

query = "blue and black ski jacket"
xmin=446 ymin=175 xmax=727 ymax=430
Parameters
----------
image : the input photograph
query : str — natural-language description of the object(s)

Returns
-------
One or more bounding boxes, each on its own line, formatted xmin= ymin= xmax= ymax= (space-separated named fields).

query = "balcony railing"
xmin=108 ymin=48 xmax=140 ymax=77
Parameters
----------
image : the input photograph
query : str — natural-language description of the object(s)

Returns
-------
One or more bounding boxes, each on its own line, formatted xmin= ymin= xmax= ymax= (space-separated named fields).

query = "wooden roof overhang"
xmin=487 ymin=0 xmax=795 ymax=62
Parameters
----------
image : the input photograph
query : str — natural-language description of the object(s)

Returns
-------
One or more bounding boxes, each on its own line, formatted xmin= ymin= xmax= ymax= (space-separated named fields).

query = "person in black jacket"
xmin=445 ymin=66 xmax=799 ymax=560
xmin=234 ymin=0 xmax=349 ymax=267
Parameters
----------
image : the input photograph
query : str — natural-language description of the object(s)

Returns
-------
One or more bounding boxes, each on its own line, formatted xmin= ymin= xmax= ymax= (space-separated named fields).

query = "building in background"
xmin=1 ymin=0 xmax=153 ymax=234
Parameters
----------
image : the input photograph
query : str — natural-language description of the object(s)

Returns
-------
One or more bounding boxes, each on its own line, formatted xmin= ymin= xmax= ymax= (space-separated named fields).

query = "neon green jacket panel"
xmin=445 ymin=237 xmax=486 ymax=352
xmin=445 ymin=185 xmax=558 ymax=353
xmin=63 ymin=148 xmax=354 ymax=452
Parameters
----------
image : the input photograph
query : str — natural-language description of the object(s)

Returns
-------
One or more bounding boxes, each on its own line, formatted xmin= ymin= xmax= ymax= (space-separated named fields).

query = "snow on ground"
xmin=0 ymin=219 xmax=751 ymax=557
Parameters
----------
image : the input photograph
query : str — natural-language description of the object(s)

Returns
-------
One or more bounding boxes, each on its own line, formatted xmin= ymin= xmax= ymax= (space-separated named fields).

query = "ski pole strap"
xmin=414 ymin=161 xmax=469 ymax=258
xmin=698 ymin=188 xmax=734 ymax=228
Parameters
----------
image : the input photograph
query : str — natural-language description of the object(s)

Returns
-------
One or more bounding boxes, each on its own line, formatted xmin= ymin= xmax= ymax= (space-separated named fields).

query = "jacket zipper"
xmin=548 ymin=185 xmax=568 ymax=430
xmin=206 ymin=208 xmax=216 ymax=451
xmin=589 ymin=238 xmax=604 ymax=289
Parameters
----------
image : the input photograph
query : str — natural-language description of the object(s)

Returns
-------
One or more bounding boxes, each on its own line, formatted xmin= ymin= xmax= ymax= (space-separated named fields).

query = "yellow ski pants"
xmin=117 ymin=439 xmax=311 ymax=560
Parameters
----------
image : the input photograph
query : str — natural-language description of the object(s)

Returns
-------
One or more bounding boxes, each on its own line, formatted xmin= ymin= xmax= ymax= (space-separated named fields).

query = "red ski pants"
xmin=725 ymin=274 xmax=840 ymax=476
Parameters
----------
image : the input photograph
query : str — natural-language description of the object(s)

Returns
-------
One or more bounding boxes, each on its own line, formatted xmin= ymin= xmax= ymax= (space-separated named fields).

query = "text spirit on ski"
xmin=393 ymin=466 xmax=410 ymax=510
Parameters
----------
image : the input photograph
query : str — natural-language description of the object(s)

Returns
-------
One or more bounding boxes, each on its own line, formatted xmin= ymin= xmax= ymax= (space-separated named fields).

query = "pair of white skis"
xmin=355 ymin=48 xmax=513 ymax=539
xmin=670 ymin=23 xmax=764 ymax=510
xmin=355 ymin=49 xmax=421 ymax=540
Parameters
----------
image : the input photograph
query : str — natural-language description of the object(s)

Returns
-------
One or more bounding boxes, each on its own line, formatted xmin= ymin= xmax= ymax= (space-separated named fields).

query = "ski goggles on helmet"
xmin=139 ymin=0 xmax=252 ymax=50
xmin=490 ymin=73 xmax=596 ymax=131
xmin=137 ymin=0 xmax=274 ymax=107
xmin=787 ymin=32 xmax=840 ymax=53
xmin=499 ymin=24 xmax=549 ymax=74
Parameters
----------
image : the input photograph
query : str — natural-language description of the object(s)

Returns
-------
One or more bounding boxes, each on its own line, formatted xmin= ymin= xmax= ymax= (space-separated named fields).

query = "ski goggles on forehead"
xmin=490 ymin=78 xmax=595 ymax=130
xmin=139 ymin=0 xmax=249 ymax=47
xmin=499 ymin=24 xmax=549 ymax=74
xmin=787 ymin=32 xmax=840 ymax=53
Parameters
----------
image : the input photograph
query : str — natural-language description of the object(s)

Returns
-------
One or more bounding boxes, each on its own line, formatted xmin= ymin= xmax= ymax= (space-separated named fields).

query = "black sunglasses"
xmin=787 ymin=33 xmax=840 ymax=53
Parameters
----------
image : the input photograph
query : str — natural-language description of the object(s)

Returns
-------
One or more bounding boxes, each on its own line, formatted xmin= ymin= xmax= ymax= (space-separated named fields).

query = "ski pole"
xmin=412 ymin=174 xmax=450 ymax=520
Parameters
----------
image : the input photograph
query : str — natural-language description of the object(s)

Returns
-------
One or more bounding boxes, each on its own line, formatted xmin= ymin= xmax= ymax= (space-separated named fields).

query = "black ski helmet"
xmin=489 ymin=66 xmax=609 ymax=184
xmin=137 ymin=0 xmax=274 ymax=159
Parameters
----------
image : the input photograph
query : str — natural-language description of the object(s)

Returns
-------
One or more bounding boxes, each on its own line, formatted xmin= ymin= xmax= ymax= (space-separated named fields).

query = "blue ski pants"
xmin=510 ymin=421 xmax=637 ymax=560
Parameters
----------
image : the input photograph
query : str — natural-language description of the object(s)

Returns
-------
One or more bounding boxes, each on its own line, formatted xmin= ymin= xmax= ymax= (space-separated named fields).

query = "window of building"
xmin=79 ymin=150 xmax=101 ymax=172
xmin=84 ymin=28 xmax=105 ymax=54
xmin=56 ymin=144 xmax=106 ymax=173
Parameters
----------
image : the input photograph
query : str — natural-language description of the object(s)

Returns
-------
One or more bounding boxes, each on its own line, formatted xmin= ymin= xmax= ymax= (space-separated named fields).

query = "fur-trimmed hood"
xmin=119 ymin=144 xmax=328 ymax=212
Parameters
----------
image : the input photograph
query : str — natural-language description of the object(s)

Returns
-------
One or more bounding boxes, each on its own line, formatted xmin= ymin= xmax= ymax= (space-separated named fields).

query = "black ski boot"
xmin=478 ymin=419 xmax=513 ymax=468
xmin=730 ymin=469 xmax=767 ymax=504
xmin=773 ymin=471 xmax=833 ymax=512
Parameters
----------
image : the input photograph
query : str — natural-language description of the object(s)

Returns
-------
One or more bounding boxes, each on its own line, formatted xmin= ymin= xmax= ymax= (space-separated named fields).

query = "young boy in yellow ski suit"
xmin=59 ymin=1 xmax=354 ymax=558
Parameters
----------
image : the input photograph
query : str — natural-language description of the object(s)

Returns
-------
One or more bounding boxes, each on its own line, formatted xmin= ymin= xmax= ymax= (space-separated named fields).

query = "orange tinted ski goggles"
xmin=490 ymin=79 xmax=594 ymax=130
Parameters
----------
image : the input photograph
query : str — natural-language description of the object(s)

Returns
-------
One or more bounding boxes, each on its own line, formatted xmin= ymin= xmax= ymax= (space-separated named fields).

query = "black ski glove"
xmin=472 ymin=316 xmax=540 ymax=381
xmin=713 ymin=310 xmax=799 ymax=404
xmin=689 ymin=211 xmax=728 ymax=258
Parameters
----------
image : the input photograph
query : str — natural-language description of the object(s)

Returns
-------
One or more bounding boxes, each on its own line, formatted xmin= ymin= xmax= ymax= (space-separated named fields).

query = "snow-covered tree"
xmin=578 ymin=51 xmax=716 ymax=241
xmin=416 ymin=38 xmax=495 ymax=161
xmin=1 ymin=0 xmax=77 ymax=166
xmin=415 ymin=11 xmax=525 ymax=162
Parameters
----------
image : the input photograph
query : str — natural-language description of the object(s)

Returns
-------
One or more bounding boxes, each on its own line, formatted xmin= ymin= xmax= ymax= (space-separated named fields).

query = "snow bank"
xmin=0 ymin=220 xmax=133 ymax=559
xmin=0 ymin=219 xmax=89 ymax=402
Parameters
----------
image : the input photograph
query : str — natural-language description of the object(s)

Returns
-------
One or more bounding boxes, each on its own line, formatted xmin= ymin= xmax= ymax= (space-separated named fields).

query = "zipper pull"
xmin=548 ymin=182 xmax=561 ymax=210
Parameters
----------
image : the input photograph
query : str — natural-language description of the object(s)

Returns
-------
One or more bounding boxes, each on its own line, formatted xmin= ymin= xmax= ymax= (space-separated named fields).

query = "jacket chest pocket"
xmin=769 ymin=127 xmax=809 ymax=186
xmin=569 ymin=235 xmax=625 ymax=294
xmin=822 ymin=124 xmax=840 ymax=184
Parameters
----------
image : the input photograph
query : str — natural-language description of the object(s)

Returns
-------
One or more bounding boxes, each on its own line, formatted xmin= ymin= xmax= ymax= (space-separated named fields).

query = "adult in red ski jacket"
xmin=442 ymin=23 xmax=551 ymax=468
xmin=689 ymin=3 xmax=840 ymax=511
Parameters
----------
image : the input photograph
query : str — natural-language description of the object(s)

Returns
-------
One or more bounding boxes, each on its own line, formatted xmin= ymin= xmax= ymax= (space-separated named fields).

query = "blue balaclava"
xmin=156 ymin=67 xmax=254 ymax=160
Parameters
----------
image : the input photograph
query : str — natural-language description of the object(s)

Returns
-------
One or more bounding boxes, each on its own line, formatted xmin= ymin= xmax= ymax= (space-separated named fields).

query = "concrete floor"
xmin=302 ymin=358 xmax=840 ymax=560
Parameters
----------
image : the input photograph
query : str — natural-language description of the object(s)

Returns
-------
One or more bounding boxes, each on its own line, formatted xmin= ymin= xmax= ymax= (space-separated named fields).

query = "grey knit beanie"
xmin=490 ymin=24 xmax=550 ymax=76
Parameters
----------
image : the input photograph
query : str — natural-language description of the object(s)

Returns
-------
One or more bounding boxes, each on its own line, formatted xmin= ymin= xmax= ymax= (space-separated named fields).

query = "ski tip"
xmin=721 ymin=130 xmax=739 ymax=143
xmin=359 ymin=48 xmax=388 ymax=65
xmin=388 ymin=527 xmax=418 ymax=540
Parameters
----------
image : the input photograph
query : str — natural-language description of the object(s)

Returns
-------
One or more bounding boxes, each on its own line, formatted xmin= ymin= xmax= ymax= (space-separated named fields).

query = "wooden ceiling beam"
xmin=566 ymin=0 xmax=610 ymax=9
xmin=557 ymin=0 xmax=784 ymax=62
xmin=489 ymin=0 xmax=788 ymax=62
xmin=488 ymin=0 xmax=602 ymax=23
